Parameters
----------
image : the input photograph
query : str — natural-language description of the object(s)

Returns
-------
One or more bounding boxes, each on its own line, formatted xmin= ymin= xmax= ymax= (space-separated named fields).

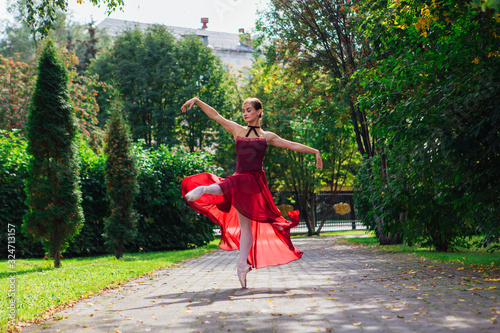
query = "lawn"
xmin=343 ymin=236 xmax=500 ymax=272
xmin=0 ymin=241 xmax=219 ymax=332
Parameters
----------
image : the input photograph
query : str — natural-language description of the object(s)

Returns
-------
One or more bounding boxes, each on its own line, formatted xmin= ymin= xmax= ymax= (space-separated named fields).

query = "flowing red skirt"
xmin=181 ymin=172 xmax=303 ymax=269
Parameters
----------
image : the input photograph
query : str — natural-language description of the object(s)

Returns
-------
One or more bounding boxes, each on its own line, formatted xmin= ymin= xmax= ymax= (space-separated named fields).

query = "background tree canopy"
xmin=87 ymin=25 xmax=232 ymax=148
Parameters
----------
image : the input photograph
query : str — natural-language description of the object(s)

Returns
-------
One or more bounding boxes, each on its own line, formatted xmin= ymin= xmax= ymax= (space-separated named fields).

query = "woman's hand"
xmin=315 ymin=150 xmax=323 ymax=169
xmin=181 ymin=98 xmax=199 ymax=113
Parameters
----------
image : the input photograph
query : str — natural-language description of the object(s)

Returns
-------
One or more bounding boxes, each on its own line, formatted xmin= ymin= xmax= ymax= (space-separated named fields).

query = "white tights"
xmin=185 ymin=184 xmax=253 ymax=264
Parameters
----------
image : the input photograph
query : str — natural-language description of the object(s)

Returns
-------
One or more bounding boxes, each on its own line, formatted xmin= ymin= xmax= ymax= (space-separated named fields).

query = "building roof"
xmin=97 ymin=18 xmax=254 ymax=53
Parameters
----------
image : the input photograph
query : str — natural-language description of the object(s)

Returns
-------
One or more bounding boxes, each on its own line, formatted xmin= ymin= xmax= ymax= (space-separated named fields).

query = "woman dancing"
xmin=181 ymin=97 xmax=322 ymax=288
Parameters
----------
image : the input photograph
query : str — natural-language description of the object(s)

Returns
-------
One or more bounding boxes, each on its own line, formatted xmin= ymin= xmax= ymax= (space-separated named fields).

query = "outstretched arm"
xmin=181 ymin=98 xmax=242 ymax=136
xmin=267 ymin=132 xmax=323 ymax=169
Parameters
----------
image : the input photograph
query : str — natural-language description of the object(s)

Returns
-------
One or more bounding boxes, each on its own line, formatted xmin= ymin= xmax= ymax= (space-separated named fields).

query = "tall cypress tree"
xmin=23 ymin=40 xmax=84 ymax=268
xmin=104 ymin=100 xmax=138 ymax=259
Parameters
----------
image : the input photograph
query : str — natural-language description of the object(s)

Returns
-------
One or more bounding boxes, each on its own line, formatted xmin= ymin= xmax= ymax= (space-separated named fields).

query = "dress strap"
xmin=245 ymin=126 xmax=261 ymax=137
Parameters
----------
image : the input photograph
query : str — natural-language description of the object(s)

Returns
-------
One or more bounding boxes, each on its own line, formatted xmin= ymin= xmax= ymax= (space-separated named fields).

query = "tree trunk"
xmin=54 ymin=250 xmax=61 ymax=268
xmin=115 ymin=241 xmax=124 ymax=259
xmin=375 ymin=218 xmax=403 ymax=245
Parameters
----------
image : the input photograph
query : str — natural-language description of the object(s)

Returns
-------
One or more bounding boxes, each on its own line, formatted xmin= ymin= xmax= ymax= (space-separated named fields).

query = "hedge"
xmin=0 ymin=132 xmax=220 ymax=259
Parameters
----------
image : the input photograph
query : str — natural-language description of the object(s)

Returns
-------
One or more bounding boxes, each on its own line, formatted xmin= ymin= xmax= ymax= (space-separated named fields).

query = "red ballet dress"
xmin=181 ymin=135 xmax=303 ymax=269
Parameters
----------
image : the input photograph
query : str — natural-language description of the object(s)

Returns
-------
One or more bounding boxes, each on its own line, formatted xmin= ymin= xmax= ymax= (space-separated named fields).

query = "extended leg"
xmin=236 ymin=210 xmax=252 ymax=288
xmin=185 ymin=184 xmax=222 ymax=201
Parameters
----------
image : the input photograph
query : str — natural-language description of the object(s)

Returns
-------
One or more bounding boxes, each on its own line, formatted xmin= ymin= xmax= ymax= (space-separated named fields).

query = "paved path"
xmin=22 ymin=237 xmax=499 ymax=332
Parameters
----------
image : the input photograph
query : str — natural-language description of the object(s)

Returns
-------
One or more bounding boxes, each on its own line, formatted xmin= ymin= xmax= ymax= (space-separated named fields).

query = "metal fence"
xmin=213 ymin=191 xmax=365 ymax=235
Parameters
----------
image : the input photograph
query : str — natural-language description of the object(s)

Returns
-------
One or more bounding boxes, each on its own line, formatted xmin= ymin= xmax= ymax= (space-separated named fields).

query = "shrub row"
xmin=1 ymin=132 xmax=219 ymax=259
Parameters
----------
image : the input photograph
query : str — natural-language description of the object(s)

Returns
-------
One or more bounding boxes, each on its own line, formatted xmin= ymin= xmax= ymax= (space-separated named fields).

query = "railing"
xmin=213 ymin=220 xmax=365 ymax=236
xmin=212 ymin=191 xmax=364 ymax=236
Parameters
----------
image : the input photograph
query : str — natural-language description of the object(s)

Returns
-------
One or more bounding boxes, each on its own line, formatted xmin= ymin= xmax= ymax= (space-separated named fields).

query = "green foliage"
xmin=132 ymin=144 xmax=218 ymax=251
xmin=23 ymin=0 xmax=124 ymax=36
xmin=1 ymin=0 xmax=88 ymax=61
xmin=88 ymin=25 xmax=231 ymax=148
xmin=104 ymin=101 xmax=139 ymax=259
xmin=23 ymin=39 xmax=84 ymax=267
xmin=354 ymin=0 xmax=500 ymax=251
xmin=260 ymin=0 xmax=374 ymax=160
xmin=175 ymin=36 xmax=232 ymax=152
xmin=68 ymin=140 xmax=109 ymax=256
xmin=0 ymin=130 xmax=44 ymax=257
xmin=0 ymin=133 xmax=217 ymax=258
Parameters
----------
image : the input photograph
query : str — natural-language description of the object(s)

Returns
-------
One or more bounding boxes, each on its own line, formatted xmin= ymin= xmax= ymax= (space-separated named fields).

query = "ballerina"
xmin=181 ymin=97 xmax=322 ymax=288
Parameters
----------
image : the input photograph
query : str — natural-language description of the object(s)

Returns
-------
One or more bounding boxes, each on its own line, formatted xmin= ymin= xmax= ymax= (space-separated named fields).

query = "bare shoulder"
xmin=263 ymin=131 xmax=280 ymax=145
xmin=215 ymin=116 xmax=245 ymax=137
xmin=231 ymin=123 xmax=249 ymax=138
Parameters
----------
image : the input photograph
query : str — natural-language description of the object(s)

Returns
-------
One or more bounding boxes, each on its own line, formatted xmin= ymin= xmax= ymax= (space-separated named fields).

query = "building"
xmin=96 ymin=18 xmax=255 ymax=74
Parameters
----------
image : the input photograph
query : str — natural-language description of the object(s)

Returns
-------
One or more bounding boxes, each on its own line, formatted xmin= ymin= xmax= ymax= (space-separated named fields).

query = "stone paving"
xmin=22 ymin=236 xmax=499 ymax=333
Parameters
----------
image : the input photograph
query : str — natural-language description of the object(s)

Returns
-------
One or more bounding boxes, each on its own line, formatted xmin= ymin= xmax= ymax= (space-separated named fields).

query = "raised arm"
xmin=181 ymin=98 xmax=243 ymax=136
xmin=267 ymin=132 xmax=323 ymax=169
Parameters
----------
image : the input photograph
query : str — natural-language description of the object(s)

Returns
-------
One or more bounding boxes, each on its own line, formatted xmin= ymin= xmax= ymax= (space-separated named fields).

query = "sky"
xmin=1 ymin=0 xmax=268 ymax=34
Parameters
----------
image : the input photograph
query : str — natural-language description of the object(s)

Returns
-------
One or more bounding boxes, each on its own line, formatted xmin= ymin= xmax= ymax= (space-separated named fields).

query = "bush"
xmin=130 ymin=144 xmax=219 ymax=252
xmin=1 ymin=135 xmax=219 ymax=259
xmin=0 ymin=131 xmax=43 ymax=258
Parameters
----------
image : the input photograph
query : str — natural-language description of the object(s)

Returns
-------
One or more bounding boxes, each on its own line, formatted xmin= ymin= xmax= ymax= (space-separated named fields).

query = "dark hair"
xmin=243 ymin=97 xmax=263 ymax=112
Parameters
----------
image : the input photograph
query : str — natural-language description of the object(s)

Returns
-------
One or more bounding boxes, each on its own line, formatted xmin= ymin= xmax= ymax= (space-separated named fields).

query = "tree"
xmin=89 ymin=25 xmax=179 ymax=146
xmin=0 ymin=54 xmax=35 ymax=132
xmin=1 ymin=0 xmax=87 ymax=62
xmin=24 ymin=0 xmax=125 ymax=36
xmin=89 ymin=25 xmax=231 ymax=148
xmin=176 ymin=35 xmax=233 ymax=152
xmin=103 ymin=98 xmax=138 ymax=259
xmin=23 ymin=39 xmax=84 ymax=268
xmin=354 ymin=0 xmax=500 ymax=251
xmin=260 ymin=0 xmax=374 ymax=160
xmin=0 ymin=48 xmax=106 ymax=149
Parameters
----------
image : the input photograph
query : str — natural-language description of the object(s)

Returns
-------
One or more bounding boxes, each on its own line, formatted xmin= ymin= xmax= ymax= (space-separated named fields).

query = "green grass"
xmin=0 ymin=241 xmax=219 ymax=332
xmin=344 ymin=236 xmax=500 ymax=271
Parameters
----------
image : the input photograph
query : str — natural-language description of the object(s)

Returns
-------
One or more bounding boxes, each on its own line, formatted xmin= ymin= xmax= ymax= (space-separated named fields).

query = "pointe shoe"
xmin=237 ymin=260 xmax=252 ymax=288
xmin=185 ymin=187 xmax=205 ymax=201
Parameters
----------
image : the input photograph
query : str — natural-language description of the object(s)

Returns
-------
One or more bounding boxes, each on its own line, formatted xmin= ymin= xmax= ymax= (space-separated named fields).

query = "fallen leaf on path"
xmin=381 ymin=316 xmax=392 ymax=319
xmin=352 ymin=322 xmax=362 ymax=326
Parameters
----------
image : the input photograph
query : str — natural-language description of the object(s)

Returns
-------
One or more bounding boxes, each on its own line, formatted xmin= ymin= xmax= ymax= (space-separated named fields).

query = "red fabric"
xmin=181 ymin=137 xmax=303 ymax=269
